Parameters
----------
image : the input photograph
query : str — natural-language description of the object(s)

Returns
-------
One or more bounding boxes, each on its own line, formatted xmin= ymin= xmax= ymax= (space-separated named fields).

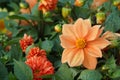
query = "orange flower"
xmin=25 ymin=56 xmax=54 ymax=80
xmin=26 ymin=47 xmax=46 ymax=59
xmin=19 ymin=34 xmax=34 ymax=52
xmin=20 ymin=0 xmax=37 ymax=14
xmin=91 ymin=0 xmax=108 ymax=9
xmin=74 ymin=0 xmax=84 ymax=7
xmin=38 ymin=0 xmax=58 ymax=13
xmin=0 ymin=19 xmax=8 ymax=33
xmin=60 ymin=18 xmax=110 ymax=69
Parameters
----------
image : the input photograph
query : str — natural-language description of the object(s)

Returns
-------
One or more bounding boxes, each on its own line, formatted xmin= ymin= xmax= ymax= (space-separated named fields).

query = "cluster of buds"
xmin=0 ymin=34 xmax=8 ymax=43
xmin=0 ymin=8 xmax=8 ymax=12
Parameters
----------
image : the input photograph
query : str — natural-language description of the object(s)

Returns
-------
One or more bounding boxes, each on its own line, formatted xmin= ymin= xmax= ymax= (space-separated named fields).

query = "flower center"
xmin=76 ymin=39 xmax=86 ymax=48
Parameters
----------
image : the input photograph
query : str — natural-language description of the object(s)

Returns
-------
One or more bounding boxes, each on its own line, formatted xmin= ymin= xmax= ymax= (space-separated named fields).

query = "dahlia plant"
xmin=0 ymin=0 xmax=120 ymax=80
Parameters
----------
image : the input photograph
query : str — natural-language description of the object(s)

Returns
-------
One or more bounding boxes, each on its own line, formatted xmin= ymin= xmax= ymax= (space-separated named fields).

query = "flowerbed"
xmin=0 ymin=0 xmax=120 ymax=80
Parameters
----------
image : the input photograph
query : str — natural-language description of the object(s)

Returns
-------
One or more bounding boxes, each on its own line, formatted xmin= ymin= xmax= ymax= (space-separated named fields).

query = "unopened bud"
xmin=74 ymin=0 xmax=85 ymax=7
xmin=96 ymin=12 xmax=106 ymax=24
xmin=62 ymin=7 xmax=71 ymax=18
xmin=113 ymin=0 xmax=120 ymax=6
xmin=19 ymin=1 xmax=29 ymax=9
xmin=9 ymin=11 xmax=15 ymax=16
xmin=54 ymin=24 xmax=62 ymax=33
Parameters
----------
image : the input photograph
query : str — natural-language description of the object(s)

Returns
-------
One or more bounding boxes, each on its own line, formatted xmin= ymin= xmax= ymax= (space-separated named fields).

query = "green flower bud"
xmin=113 ymin=0 xmax=120 ymax=6
xmin=54 ymin=24 xmax=62 ymax=33
xmin=62 ymin=7 xmax=71 ymax=18
xmin=96 ymin=12 xmax=106 ymax=24
xmin=0 ymin=8 xmax=2 ymax=12
xmin=9 ymin=11 xmax=15 ymax=16
xmin=2 ymin=8 xmax=8 ymax=12
xmin=19 ymin=1 xmax=29 ymax=9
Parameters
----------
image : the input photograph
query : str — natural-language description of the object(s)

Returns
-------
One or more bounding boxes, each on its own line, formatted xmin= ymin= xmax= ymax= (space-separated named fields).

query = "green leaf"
xmin=0 ymin=61 xmax=8 ymax=80
xmin=31 ymin=3 xmax=40 ymax=16
xmin=53 ymin=64 xmax=74 ymax=80
xmin=0 ymin=12 xmax=8 ymax=19
xmin=59 ymin=0 xmax=74 ymax=5
xmin=104 ymin=11 xmax=120 ymax=32
xmin=105 ymin=56 xmax=116 ymax=70
xmin=41 ymin=39 xmax=53 ymax=53
xmin=8 ymin=44 xmax=22 ymax=60
xmin=25 ymin=44 xmax=35 ymax=55
xmin=78 ymin=70 xmax=102 ymax=80
xmin=111 ymin=69 xmax=120 ymax=78
xmin=8 ymin=2 xmax=19 ymax=13
xmin=8 ymin=72 xmax=17 ymax=80
xmin=14 ymin=60 xmax=33 ymax=80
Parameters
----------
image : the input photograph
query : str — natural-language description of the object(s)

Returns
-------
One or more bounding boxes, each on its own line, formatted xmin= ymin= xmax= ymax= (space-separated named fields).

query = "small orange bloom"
xmin=38 ymin=0 xmax=58 ymax=13
xmin=19 ymin=34 xmax=34 ymax=52
xmin=25 ymin=56 xmax=54 ymax=80
xmin=0 ymin=19 xmax=7 ymax=33
xmin=60 ymin=18 xmax=110 ymax=69
xmin=26 ymin=47 xmax=46 ymax=59
xmin=91 ymin=0 xmax=108 ymax=9
xmin=74 ymin=0 xmax=84 ymax=7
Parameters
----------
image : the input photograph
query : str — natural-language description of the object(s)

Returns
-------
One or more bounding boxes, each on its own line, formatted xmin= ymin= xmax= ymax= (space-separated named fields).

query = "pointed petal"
xmin=60 ymin=35 xmax=76 ymax=48
xmin=62 ymin=24 xmax=76 ymax=40
xmin=88 ymin=38 xmax=111 ymax=49
xmin=74 ymin=18 xmax=89 ymax=38
xmin=83 ymin=50 xmax=97 ymax=69
xmin=85 ymin=46 xmax=102 ymax=58
xmin=61 ymin=49 xmax=70 ymax=63
xmin=68 ymin=49 xmax=84 ymax=67
xmin=85 ymin=25 xmax=101 ymax=41
xmin=96 ymin=27 xmax=104 ymax=38
xmin=84 ymin=19 xmax=91 ymax=28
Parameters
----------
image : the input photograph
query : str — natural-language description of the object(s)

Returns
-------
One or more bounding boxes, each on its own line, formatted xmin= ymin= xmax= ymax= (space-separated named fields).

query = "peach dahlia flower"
xmin=25 ymin=56 xmax=54 ymax=80
xmin=60 ymin=18 xmax=110 ymax=69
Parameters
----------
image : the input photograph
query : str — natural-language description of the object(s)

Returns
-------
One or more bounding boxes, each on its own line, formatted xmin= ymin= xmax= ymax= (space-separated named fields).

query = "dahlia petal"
xmin=62 ymin=24 xmax=76 ymax=40
xmin=68 ymin=49 xmax=84 ymax=67
xmin=83 ymin=50 xmax=97 ymax=69
xmin=85 ymin=46 xmax=102 ymax=57
xmin=61 ymin=49 xmax=70 ymax=63
xmin=84 ymin=19 xmax=91 ymax=28
xmin=74 ymin=18 xmax=89 ymax=38
xmin=96 ymin=27 xmax=104 ymax=38
xmin=60 ymin=35 xmax=76 ymax=48
xmin=85 ymin=25 xmax=101 ymax=41
xmin=88 ymin=38 xmax=111 ymax=49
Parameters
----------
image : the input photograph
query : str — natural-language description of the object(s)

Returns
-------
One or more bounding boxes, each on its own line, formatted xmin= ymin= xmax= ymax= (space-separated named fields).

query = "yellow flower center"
xmin=76 ymin=39 xmax=86 ymax=48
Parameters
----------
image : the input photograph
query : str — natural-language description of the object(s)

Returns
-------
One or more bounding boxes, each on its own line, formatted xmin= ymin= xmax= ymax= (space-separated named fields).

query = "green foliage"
xmin=41 ymin=39 xmax=54 ymax=53
xmin=78 ymin=70 xmax=102 ymax=80
xmin=53 ymin=64 xmax=74 ymax=80
xmin=0 ymin=0 xmax=120 ymax=80
xmin=14 ymin=60 xmax=33 ymax=80
xmin=0 ymin=61 xmax=8 ymax=80
xmin=104 ymin=11 xmax=120 ymax=32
